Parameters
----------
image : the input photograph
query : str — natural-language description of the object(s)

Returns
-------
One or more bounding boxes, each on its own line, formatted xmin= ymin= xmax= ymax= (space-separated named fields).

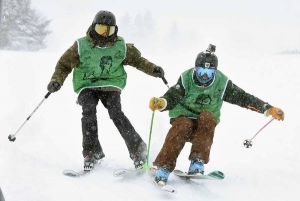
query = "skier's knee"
xmin=108 ymin=108 xmax=124 ymax=120
xmin=198 ymin=111 xmax=216 ymax=126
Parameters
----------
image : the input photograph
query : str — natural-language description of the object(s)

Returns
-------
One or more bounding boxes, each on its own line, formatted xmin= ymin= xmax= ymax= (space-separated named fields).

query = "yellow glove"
xmin=149 ymin=97 xmax=166 ymax=111
xmin=265 ymin=107 xmax=284 ymax=121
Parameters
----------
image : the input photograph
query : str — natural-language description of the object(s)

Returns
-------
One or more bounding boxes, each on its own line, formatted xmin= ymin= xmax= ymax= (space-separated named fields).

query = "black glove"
xmin=47 ymin=81 xmax=61 ymax=93
xmin=153 ymin=66 xmax=165 ymax=78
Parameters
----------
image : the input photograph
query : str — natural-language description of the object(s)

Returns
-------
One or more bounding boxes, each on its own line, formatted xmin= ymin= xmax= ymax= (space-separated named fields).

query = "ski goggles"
xmin=95 ymin=24 xmax=116 ymax=37
xmin=195 ymin=66 xmax=216 ymax=79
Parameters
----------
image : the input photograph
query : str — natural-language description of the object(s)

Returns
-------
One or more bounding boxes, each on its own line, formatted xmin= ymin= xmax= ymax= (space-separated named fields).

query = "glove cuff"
xmin=264 ymin=107 xmax=273 ymax=117
xmin=263 ymin=104 xmax=272 ymax=116
xmin=158 ymin=98 xmax=167 ymax=111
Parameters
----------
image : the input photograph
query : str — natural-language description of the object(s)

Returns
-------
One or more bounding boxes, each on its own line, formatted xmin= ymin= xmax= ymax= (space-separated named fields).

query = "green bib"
xmin=73 ymin=36 xmax=127 ymax=93
xmin=169 ymin=68 xmax=228 ymax=124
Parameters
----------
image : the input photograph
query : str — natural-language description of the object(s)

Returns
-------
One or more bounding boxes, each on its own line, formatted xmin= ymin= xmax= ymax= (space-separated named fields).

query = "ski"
xmin=63 ymin=160 xmax=102 ymax=177
xmin=151 ymin=177 xmax=177 ymax=194
xmin=113 ymin=168 xmax=135 ymax=177
xmin=148 ymin=167 xmax=177 ymax=193
xmin=173 ymin=169 xmax=225 ymax=180
xmin=113 ymin=168 xmax=145 ymax=177
xmin=63 ymin=169 xmax=92 ymax=177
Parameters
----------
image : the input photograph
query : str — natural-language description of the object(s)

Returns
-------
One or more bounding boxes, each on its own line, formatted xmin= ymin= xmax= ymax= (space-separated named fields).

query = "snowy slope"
xmin=1 ymin=45 xmax=300 ymax=201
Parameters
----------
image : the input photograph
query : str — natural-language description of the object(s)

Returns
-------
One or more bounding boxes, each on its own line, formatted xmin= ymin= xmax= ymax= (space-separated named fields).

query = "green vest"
xmin=73 ymin=36 xmax=127 ymax=93
xmin=169 ymin=68 xmax=228 ymax=124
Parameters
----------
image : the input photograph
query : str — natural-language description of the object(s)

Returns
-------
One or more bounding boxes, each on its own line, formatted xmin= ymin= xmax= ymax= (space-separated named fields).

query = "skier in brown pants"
xmin=149 ymin=44 xmax=284 ymax=186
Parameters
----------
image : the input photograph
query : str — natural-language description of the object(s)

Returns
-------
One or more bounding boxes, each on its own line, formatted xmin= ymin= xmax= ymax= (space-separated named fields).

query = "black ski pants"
xmin=77 ymin=88 xmax=146 ymax=159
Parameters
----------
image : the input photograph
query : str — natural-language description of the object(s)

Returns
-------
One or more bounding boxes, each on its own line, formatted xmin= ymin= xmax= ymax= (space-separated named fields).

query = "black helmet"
xmin=90 ymin=10 xmax=118 ymax=45
xmin=194 ymin=44 xmax=218 ymax=85
xmin=195 ymin=52 xmax=218 ymax=69
xmin=93 ymin=10 xmax=116 ymax=26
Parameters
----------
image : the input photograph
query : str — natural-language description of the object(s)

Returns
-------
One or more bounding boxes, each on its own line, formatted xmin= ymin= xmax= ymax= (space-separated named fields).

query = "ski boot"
xmin=188 ymin=158 xmax=204 ymax=175
xmin=154 ymin=166 xmax=170 ymax=186
xmin=84 ymin=151 xmax=104 ymax=171
xmin=132 ymin=152 xmax=147 ymax=169
xmin=131 ymin=143 xmax=147 ymax=169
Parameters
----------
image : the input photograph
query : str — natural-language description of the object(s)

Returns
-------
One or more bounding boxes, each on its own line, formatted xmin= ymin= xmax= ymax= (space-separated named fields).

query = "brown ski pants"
xmin=153 ymin=111 xmax=217 ymax=171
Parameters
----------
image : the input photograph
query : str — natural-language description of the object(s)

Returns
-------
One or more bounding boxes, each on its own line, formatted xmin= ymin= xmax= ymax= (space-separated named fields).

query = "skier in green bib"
xmin=149 ymin=44 xmax=284 ymax=186
xmin=47 ymin=10 xmax=165 ymax=171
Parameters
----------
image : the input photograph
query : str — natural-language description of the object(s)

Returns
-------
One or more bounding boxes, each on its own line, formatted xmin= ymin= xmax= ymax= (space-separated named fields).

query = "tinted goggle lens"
xmin=95 ymin=24 xmax=115 ymax=36
xmin=195 ymin=66 xmax=216 ymax=78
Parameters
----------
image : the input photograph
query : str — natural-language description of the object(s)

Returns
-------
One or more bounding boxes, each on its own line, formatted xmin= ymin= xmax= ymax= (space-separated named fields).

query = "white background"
xmin=1 ymin=0 xmax=300 ymax=200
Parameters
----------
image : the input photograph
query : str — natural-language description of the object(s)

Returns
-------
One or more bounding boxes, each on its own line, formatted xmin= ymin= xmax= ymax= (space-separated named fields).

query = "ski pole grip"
xmin=45 ymin=92 xmax=51 ymax=99
xmin=162 ymin=77 xmax=168 ymax=85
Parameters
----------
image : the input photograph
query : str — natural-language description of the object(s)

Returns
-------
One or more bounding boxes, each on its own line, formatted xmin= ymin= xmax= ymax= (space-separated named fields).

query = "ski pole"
xmin=0 ymin=186 xmax=5 ymax=201
xmin=8 ymin=92 xmax=51 ymax=142
xmin=145 ymin=77 xmax=170 ymax=169
xmin=162 ymin=76 xmax=169 ymax=88
xmin=243 ymin=117 xmax=277 ymax=148
xmin=145 ymin=111 xmax=155 ymax=169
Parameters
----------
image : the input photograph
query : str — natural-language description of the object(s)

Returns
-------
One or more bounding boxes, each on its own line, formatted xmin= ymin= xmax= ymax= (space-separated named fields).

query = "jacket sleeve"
xmin=223 ymin=80 xmax=272 ymax=114
xmin=161 ymin=76 xmax=186 ymax=111
xmin=122 ymin=43 xmax=159 ymax=76
xmin=49 ymin=41 xmax=80 ymax=86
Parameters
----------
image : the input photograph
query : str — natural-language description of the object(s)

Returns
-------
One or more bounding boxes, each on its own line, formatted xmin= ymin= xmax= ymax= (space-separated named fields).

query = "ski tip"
xmin=63 ymin=173 xmax=80 ymax=177
xmin=113 ymin=169 xmax=127 ymax=177
xmin=113 ymin=168 xmax=146 ymax=177
xmin=63 ymin=171 xmax=80 ymax=177
xmin=161 ymin=186 xmax=177 ymax=194
xmin=208 ymin=170 xmax=225 ymax=180
xmin=63 ymin=169 xmax=90 ymax=177
xmin=162 ymin=188 xmax=177 ymax=194
xmin=152 ymin=177 xmax=177 ymax=194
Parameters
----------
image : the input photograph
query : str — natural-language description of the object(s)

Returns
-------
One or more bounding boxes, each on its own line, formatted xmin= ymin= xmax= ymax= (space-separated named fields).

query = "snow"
xmin=1 ymin=1 xmax=300 ymax=200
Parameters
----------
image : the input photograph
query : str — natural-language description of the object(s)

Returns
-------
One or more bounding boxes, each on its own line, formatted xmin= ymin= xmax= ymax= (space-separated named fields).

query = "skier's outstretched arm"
xmin=223 ymin=80 xmax=284 ymax=120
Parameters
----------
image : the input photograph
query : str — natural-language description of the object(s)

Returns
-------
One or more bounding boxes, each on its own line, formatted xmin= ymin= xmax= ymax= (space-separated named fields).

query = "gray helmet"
xmin=93 ymin=10 xmax=116 ymax=26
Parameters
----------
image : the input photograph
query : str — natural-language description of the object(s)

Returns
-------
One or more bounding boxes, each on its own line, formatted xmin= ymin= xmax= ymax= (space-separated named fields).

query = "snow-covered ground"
xmin=1 ymin=1 xmax=300 ymax=200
